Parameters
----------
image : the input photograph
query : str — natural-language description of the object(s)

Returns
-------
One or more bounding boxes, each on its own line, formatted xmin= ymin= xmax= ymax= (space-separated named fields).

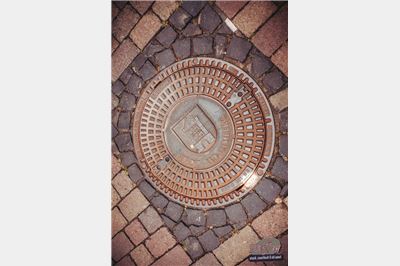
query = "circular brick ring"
xmin=133 ymin=57 xmax=275 ymax=208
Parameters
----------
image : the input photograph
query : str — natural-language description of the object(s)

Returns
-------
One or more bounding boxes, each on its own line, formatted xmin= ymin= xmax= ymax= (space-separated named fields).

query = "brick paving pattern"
xmin=112 ymin=1 xmax=288 ymax=265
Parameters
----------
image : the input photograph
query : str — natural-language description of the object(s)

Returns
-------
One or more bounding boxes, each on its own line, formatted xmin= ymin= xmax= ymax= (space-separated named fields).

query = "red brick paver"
xmin=252 ymin=4 xmax=288 ymax=57
xmin=118 ymin=188 xmax=149 ymax=221
xmin=272 ymin=40 xmax=288 ymax=76
xmin=112 ymin=39 xmax=140 ymax=82
xmin=152 ymin=245 xmax=192 ymax=266
xmin=113 ymin=4 xmax=140 ymax=42
xmin=130 ymin=1 xmax=153 ymax=15
xmin=251 ymin=203 xmax=288 ymax=238
xmin=112 ymin=154 xmax=122 ymax=177
xmin=115 ymin=255 xmax=135 ymax=266
xmin=216 ymin=1 xmax=247 ymax=19
xmin=130 ymin=244 xmax=154 ymax=266
xmin=112 ymin=232 xmax=134 ymax=261
xmin=152 ymin=1 xmax=179 ymax=21
xmin=130 ymin=11 xmax=162 ymax=49
xmin=112 ymin=37 xmax=119 ymax=53
xmin=112 ymin=186 xmax=121 ymax=208
xmin=269 ymin=88 xmax=288 ymax=111
xmin=145 ymin=227 xmax=176 ymax=258
xmin=233 ymin=1 xmax=277 ymax=37
xmin=125 ymin=219 xmax=149 ymax=246
xmin=113 ymin=207 xmax=128 ymax=236
xmin=112 ymin=170 xmax=135 ymax=197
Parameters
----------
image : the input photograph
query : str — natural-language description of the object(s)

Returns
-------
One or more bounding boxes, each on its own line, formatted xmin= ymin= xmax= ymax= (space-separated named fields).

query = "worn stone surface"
xmin=130 ymin=1 xmax=153 ymax=15
xmin=183 ymin=22 xmax=202 ymax=37
xmin=112 ymin=232 xmax=134 ymax=261
xmin=254 ymin=178 xmax=281 ymax=204
xmin=152 ymin=245 xmax=192 ymax=266
xmin=193 ymin=36 xmax=213 ymax=56
xmin=117 ymin=111 xmax=130 ymax=130
xmin=172 ymin=38 xmax=191 ymax=59
xmin=130 ymin=244 xmax=154 ymax=266
xmin=143 ymin=40 xmax=164 ymax=57
xmin=151 ymin=194 xmax=169 ymax=210
xmin=252 ymin=204 xmax=288 ymax=238
xmin=112 ymin=186 xmax=121 ymax=208
xmin=130 ymin=12 xmax=162 ymax=49
xmin=269 ymin=234 xmax=288 ymax=266
xmin=114 ymin=1 xmax=127 ymax=9
xmin=263 ymin=68 xmax=286 ymax=95
xmin=213 ymin=225 xmax=232 ymax=238
xmin=217 ymin=23 xmax=232 ymax=34
xmin=173 ymin=222 xmax=192 ymax=242
xmin=119 ymin=92 xmax=136 ymax=111
xmin=115 ymin=255 xmax=135 ymax=266
xmin=272 ymin=40 xmax=288 ymax=76
xmin=115 ymin=133 xmax=134 ymax=152
xmin=225 ymin=203 xmax=247 ymax=228
xmin=125 ymin=219 xmax=149 ymax=246
xmin=113 ymin=207 xmax=128 ymax=236
xmin=162 ymin=214 xmax=176 ymax=230
xmin=279 ymin=109 xmax=288 ymax=132
xmin=112 ymin=171 xmax=135 ymax=197
xmin=131 ymin=53 xmax=147 ymax=73
xmin=169 ymin=8 xmax=191 ymax=30
xmin=145 ymin=227 xmax=176 ymax=258
xmin=138 ymin=180 xmax=156 ymax=199
xmin=233 ymin=1 xmax=277 ymax=37
xmin=241 ymin=193 xmax=267 ymax=219
xmin=271 ymin=156 xmax=288 ymax=182
xmin=152 ymin=1 xmax=179 ymax=21
xmin=112 ymin=3 xmax=120 ymax=20
xmin=113 ymin=94 xmax=120 ymax=110
xmin=156 ymin=26 xmax=177 ymax=47
xmin=249 ymin=51 xmax=273 ymax=78
xmin=198 ymin=230 xmax=220 ymax=252
xmin=138 ymin=206 xmax=163 ymax=233
xmin=190 ymin=225 xmax=207 ymax=236
xmin=214 ymin=35 xmax=227 ymax=58
xmin=138 ymin=60 xmax=157 ymax=81
xmin=216 ymin=1 xmax=246 ymax=19
xmin=279 ymin=134 xmax=288 ymax=158
xmin=112 ymin=80 xmax=125 ymax=96
xmin=165 ymin=201 xmax=184 ymax=222
xmin=182 ymin=1 xmax=206 ymax=16
xmin=206 ymin=209 xmax=226 ymax=227
xmin=182 ymin=236 xmax=204 ymax=260
xmin=252 ymin=4 xmax=288 ymax=56
xmin=193 ymin=253 xmax=222 ymax=266
xmin=127 ymin=163 xmax=144 ymax=183
xmin=120 ymin=67 xmax=133 ymax=85
xmin=126 ymin=74 xmax=143 ymax=97
xmin=199 ymin=5 xmax=221 ymax=33
xmin=112 ymin=37 xmax=119 ymax=53
xmin=213 ymin=226 xmax=259 ymax=266
xmin=155 ymin=49 xmax=175 ymax=69
xmin=119 ymin=188 xmax=149 ymax=221
xmin=226 ymin=36 xmax=251 ymax=62
xmin=113 ymin=4 xmax=140 ymax=42
xmin=112 ymin=39 xmax=140 ymax=82
xmin=185 ymin=209 xmax=206 ymax=226
xmin=269 ymin=88 xmax=288 ymax=111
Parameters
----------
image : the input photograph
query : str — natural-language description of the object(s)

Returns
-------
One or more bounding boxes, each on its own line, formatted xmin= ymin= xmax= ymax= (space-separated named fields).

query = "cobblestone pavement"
xmin=112 ymin=1 xmax=288 ymax=265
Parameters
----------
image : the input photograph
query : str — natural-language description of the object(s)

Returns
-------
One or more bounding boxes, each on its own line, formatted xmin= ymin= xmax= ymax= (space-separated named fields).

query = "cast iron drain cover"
xmin=133 ymin=57 xmax=275 ymax=208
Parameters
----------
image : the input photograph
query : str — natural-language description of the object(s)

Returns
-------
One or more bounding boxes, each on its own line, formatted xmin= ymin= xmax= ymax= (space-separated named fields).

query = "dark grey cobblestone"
xmin=182 ymin=237 xmax=204 ymax=260
xmin=156 ymin=26 xmax=178 ymax=47
xmin=280 ymin=184 xmax=288 ymax=197
xmin=165 ymin=201 xmax=184 ymax=222
xmin=143 ymin=40 xmax=164 ymax=58
xmin=112 ymin=109 xmax=119 ymax=127
xmin=225 ymin=203 xmax=247 ymax=228
xmin=172 ymin=38 xmax=191 ymax=59
xmin=206 ymin=209 xmax=226 ymax=227
xmin=119 ymin=67 xmax=133 ymax=85
xmin=131 ymin=53 xmax=147 ymax=73
xmin=138 ymin=60 xmax=157 ymax=81
xmin=255 ymin=178 xmax=281 ymax=204
xmin=214 ymin=35 xmax=227 ymax=58
xmin=127 ymin=163 xmax=144 ymax=183
xmin=279 ymin=134 xmax=288 ymax=158
xmin=199 ymin=5 xmax=221 ymax=33
xmin=161 ymin=214 xmax=176 ymax=230
xmin=181 ymin=1 xmax=206 ymax=17
xmin=155 ymin=49 xmax=175 ymax=69
xmin=213 ymin=225 xmax=232 ymax=238
xmin=112 ymin=94 xmax=119 ymax=110
xmin=119 ymin=151 xmax=137 ymax=168
xmin=119 ymin=92 xmax=136 ymax=110
xmin=173 ymin=222 xmax=192 ymax=242
xmin=226 ymin=36 xmax=252 ymax=62
xmin=126 ymin=73 xmax=143 ymax=97
xmin=241 ymin=192 xmax=267 ymax=219
xmin=112 ymin=125 xmax=118 ymax=139
xmin=115 ymin=133 xmax=133 ymax=152
xmin=279 ymin=109 xmax=288 ymax=132
xmin=185 ymin=209 xmax=206 ymax=226
xmin=138 ymin=180 xmax=156 ymax=199
xmin=217 ymin=23 xmax=233 ymax=35
xmin=117 ymin=111 xmax=131 ymax=130
xmin=263 ymin=67 xmax=287 ymax=95
xmin=112 ymin=80 xmax=124 ymax=96
xmin=190 ymin=225 xmax=207 ymax=236
xmin=169 ymin=8 xmax=191 ymax=30
xmin=151 ymin=194 xmax=169 ymax=210
xmin=248 ymin=50 xmax=273 ymax=78
xmin=183 ymin=22 xmax=202 ymax=37
xmin=193 ymin=36 xmax=213 ymax=56
xmin=271 ymin=157 xmax=288 ymax=182
xmin=198 ymin=230 xmax=219 ymax=252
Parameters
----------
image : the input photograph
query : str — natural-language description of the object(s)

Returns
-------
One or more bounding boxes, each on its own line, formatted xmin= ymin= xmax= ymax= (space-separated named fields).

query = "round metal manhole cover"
xmin=133 ymin=57 xmax=275 ymax=208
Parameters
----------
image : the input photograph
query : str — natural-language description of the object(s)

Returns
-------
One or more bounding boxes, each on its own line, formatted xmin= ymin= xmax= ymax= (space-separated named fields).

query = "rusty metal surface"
xmin=132 ymin=57 xmax=275 ymax=208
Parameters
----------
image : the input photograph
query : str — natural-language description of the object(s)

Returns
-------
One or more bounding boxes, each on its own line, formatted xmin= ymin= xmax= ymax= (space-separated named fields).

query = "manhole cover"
xmin=133 ymin=57 xmax=275 ymax=208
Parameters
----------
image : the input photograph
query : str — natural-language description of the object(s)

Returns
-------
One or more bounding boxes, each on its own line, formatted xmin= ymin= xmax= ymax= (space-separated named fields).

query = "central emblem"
xmin=172 ymin=105 xmax=217 ymax=153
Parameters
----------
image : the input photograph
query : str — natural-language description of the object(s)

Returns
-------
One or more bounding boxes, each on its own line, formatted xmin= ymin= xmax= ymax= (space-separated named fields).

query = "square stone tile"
xmin=112 ymin=170 xmax=135 ymax=197
xmin=145 ymin=227 xmax=176 ymax=258
xmin=165 ymin=201 xmax=184 ymax=222
xmin=251 ymin=203 xmax=288 ymax=238
xmin=130 ymin=244 xmax=154 ymax=266
xmin=113 ymin=207 xmax=128 ymax=236
xmin=125 ymin=219 xmax=149 ymax=246
xmin=173 ymin=222 xmax=191 ymax=242
xmin=198 ymin=5 xmax=221 ymax=33
xmin=139 ymin=206 xmax=163 ymax=233
xmin=119 ymin=188 xmax=149 ymax=221
xmin=225 ymin=203 xmax=247 ymax=228
xmin=172 ymin=38 xmax=191 ymax=59
xmin=198 ymin=230 xmax=220 ymax=252
xmin=241 ymin=193 xmax=267 ymax=219
xmin=182 ymin=236 xmax=204 ymax=260
xmin=127 ymin=163 xmax=144 ymax=183
xmin=193 ymin=36 xmax=213 ymax=56
xmin=112 ymin=232 xmax=134 ymax=261
xmin=254 ymin=178 xmax=281 ymax=204
xmin=206 ymin=209 xmax=227 ymax=227
xmin=152 ymin=245 xmax=192 ymax=266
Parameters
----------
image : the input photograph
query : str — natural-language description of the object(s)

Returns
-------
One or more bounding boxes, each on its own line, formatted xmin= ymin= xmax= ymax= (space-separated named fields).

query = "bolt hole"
xmin=165 ymin=156 xmax=170 ymax=162
xmin=226 ymin=102 xmax=231 ymax=107
xmin=156 ymin=165 xmax=161 ymax=170
xmin=238 ymin=92 xmax=243 ymax=97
